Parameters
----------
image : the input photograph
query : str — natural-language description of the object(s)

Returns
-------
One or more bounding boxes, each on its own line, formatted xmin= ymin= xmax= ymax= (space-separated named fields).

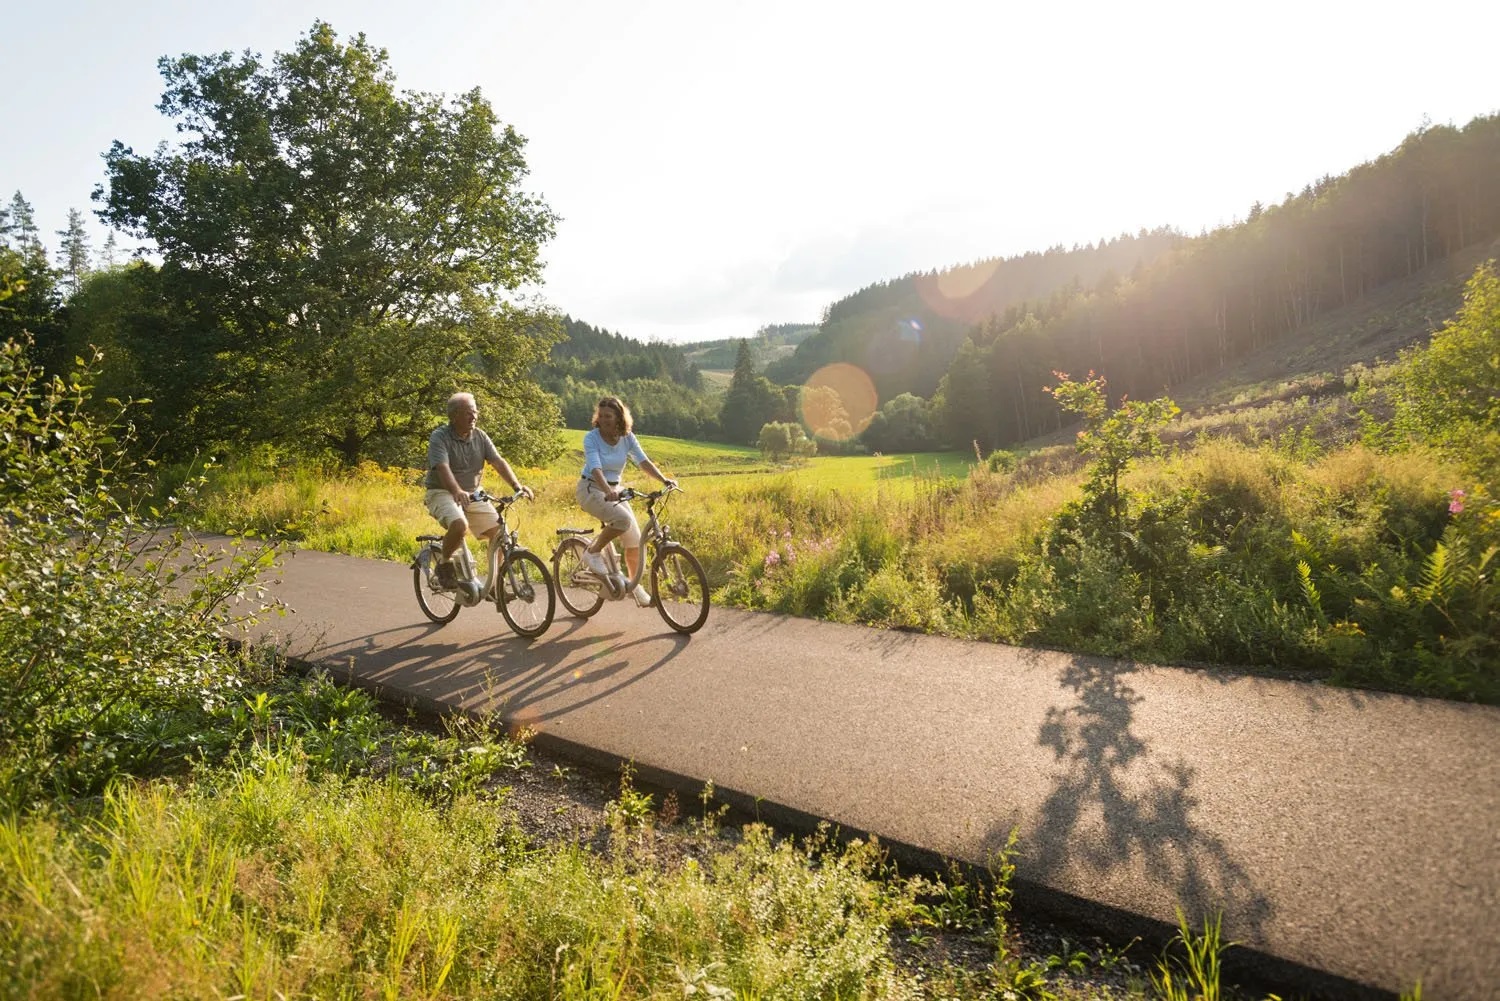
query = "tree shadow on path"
xmin=1001 ymin=655 xmax=1271 ymax=939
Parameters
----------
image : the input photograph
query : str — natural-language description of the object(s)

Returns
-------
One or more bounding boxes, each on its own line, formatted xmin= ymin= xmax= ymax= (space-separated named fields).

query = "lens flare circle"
xmin=801 ymin=363 xmax=877 ymax=442
xmin=914 ymin=259 xmax=1002 ymax=321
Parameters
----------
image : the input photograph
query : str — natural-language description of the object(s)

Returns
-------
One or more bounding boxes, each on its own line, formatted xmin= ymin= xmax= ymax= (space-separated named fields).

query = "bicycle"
xmin=549 ymin=483 xmax=710 ymax=634
xmin=411 ymin=488 xmax=555 ymax=638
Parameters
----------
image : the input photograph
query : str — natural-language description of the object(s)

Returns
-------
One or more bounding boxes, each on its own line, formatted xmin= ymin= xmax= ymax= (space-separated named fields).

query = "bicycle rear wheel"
xmin=553 ymin=538 xmax=605 ymax=617
xmin=414 ymin=546 xmax=462 ymax=623
xmin=497 ymin=550 xmax=554 ymax=638
xmin=652 ymin=545 xmax=709 ymax=634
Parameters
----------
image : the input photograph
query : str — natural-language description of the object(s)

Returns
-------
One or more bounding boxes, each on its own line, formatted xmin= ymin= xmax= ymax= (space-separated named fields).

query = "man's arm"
xmin=489 ymin=456 xmax=533 ymax=499
xmin=433 ymin=462 xmax=468 ymax=506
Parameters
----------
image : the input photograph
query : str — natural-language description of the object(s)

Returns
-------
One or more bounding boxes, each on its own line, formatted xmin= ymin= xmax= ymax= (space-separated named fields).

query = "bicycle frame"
xmin=413 ymin=489 xmax=555 ymax=637
xmin=561 ymin=486 xmax=675 ymax=596
xmin=445 ymin=490 xmax=525 ymax=605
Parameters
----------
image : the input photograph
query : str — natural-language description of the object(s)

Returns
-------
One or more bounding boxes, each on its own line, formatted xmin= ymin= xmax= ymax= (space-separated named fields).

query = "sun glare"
xmin=802 ymin=363 xmax=878 ymax=442
xmin=914 ymin=258 xmax=1002 ymax=321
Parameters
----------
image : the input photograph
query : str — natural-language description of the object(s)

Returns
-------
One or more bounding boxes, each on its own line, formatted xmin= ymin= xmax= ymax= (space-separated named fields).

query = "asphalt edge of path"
xmin=281 ymin=649 xmax=1396 ymax=1001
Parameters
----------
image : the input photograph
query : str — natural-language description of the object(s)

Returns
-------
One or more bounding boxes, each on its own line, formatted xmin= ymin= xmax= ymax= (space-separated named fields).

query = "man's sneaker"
xmin=581 ymin=547 xmax=609 ymax=576
xmin=631 ymin=584 xmax=653 ymax=608
xmin=435 ymin=558 xmax=458 ymax=588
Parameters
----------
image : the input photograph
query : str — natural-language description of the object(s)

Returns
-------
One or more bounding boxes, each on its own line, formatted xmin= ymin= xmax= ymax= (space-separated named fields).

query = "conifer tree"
xmin=0 ymin=192 xmax=62 ymax=354
xmin=55 ymin=208 xmax=91 ymax=297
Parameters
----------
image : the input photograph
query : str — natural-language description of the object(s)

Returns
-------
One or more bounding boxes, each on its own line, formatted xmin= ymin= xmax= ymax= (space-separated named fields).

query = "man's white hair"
xmin=447 ymin=392 xmax=477 ymax=417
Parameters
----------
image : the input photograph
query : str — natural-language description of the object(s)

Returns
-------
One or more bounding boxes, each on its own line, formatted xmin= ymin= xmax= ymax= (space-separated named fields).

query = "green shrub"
xmin=1390 ymin=261 xmax=1500 ymax=456
xmin=0 ymin=339 xmax=281 ymax=806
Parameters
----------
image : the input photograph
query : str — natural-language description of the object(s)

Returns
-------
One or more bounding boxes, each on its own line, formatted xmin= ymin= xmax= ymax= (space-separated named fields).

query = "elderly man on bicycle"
xmin=424 ymin=392 xmax=533 ymax=594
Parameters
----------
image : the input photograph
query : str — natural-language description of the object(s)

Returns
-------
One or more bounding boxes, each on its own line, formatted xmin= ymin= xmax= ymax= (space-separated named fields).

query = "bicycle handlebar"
xmin=469 ymin=487 xmax=529 ymax=507
xmin=615 ymin=482 xmax=682 ymax=504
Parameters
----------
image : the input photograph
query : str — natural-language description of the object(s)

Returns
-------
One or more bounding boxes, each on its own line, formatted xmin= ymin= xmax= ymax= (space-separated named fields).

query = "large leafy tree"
xmin=96 ymin=21 xmax=563 ymax=465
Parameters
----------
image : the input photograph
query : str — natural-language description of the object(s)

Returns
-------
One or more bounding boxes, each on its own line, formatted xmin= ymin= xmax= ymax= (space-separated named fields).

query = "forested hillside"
xmin=541 ymin=316 xmax=702 ymax=387
xmin=684 ymin=323 xmax=817 ymax=371
xmin=534 ymin=316 xmax=720 ymax=435
xmin=765 ymin=229 xmax=1180 ymax=401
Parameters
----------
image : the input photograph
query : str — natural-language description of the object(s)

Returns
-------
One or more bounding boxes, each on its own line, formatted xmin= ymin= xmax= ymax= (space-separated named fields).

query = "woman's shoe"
xmin=631 ymin=585 xmax=653 ymax=608
xmin=581 ymin=548 xmax=609 ymax=576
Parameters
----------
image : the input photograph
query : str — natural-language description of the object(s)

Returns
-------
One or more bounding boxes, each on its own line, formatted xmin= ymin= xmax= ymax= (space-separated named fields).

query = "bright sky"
xmin=7 ymin=1 xmax=1498 ymax=344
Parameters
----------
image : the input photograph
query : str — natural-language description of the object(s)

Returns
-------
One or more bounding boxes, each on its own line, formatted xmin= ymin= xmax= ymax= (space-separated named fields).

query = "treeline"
xmin=541 ymin=316 xmax=703 ymax=387
xmin=686 ymin=323 xmax=817 ymax=370
xmin=534 ymin=316 xmax=722 ymax=437
xmin=766 ymin=229 xmax=1182 ymax=402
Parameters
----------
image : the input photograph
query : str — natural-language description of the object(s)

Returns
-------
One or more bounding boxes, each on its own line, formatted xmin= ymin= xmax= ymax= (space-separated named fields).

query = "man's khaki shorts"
xmin=425 ymin=489 xmax=500 ymax=537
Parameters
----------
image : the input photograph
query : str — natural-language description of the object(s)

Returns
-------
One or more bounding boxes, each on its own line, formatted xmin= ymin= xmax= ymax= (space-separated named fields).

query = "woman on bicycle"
xmin=576 ymin=396 xmax=676 ymax=606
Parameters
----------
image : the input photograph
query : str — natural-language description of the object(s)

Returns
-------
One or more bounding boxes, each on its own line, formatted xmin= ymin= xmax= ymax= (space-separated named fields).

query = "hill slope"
xmin=1019 ymin=236 xmax=1499 ymax=455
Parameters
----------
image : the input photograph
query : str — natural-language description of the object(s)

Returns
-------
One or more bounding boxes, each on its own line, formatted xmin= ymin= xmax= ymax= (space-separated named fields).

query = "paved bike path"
xmin=249 ymin=544 xmax=1500 ymax=999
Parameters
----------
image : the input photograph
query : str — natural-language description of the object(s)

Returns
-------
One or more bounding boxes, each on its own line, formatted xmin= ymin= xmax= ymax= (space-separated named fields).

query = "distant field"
xmin=539 ymin=434 xmax=972 ymax=492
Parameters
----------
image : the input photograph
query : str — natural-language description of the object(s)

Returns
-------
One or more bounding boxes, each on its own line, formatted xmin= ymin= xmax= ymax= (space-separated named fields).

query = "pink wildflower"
xmin=764 ymin=551 xmax=781 ymax=569
xmin=1449 ymin=489 xmax=1466 ymax=515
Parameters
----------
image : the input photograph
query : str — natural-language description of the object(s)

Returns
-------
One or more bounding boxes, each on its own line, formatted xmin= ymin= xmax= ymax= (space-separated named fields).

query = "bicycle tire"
xmin=497 ymin=549 xmax=555 ymax=639
xmin=414 ymin=546 xmax=462 ymax=624
xmin=554 ymin=537 xmax=605 ymax=617
xmin=652 ymin=544 xmax=709 ymax=634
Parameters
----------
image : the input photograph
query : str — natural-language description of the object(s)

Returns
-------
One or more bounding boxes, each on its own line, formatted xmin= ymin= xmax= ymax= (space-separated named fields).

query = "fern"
xmin=1296 ymin=560 xmax=1327 ymax=626
xmin=1290 ymin=529 xmax=1321 ymax=565
xmin=1416 ymin=542 xmax=1454 ymax=606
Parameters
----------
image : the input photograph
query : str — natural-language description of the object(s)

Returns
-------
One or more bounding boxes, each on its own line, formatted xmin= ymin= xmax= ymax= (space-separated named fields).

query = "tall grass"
xmin=0 ymin=742 xmax=929 ymax=1000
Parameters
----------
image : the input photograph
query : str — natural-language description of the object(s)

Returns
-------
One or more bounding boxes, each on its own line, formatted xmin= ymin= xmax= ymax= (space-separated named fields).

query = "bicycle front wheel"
xmin=414 ymin=546 xmax=462 ymax=624
xmin=554 ymin=538 xmax=605 ymax=618
xmin=652 ymin=545 xmax=709 ymax=634
xmin=497 ymin=550 xmax=555 ymax=638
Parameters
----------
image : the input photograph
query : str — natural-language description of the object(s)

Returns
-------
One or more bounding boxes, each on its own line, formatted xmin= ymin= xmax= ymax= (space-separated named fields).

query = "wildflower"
xmin=764 ymin=551 xmax=781 ymax=569
xmin=1449 ymin=488 xmax=1466 ymax=515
